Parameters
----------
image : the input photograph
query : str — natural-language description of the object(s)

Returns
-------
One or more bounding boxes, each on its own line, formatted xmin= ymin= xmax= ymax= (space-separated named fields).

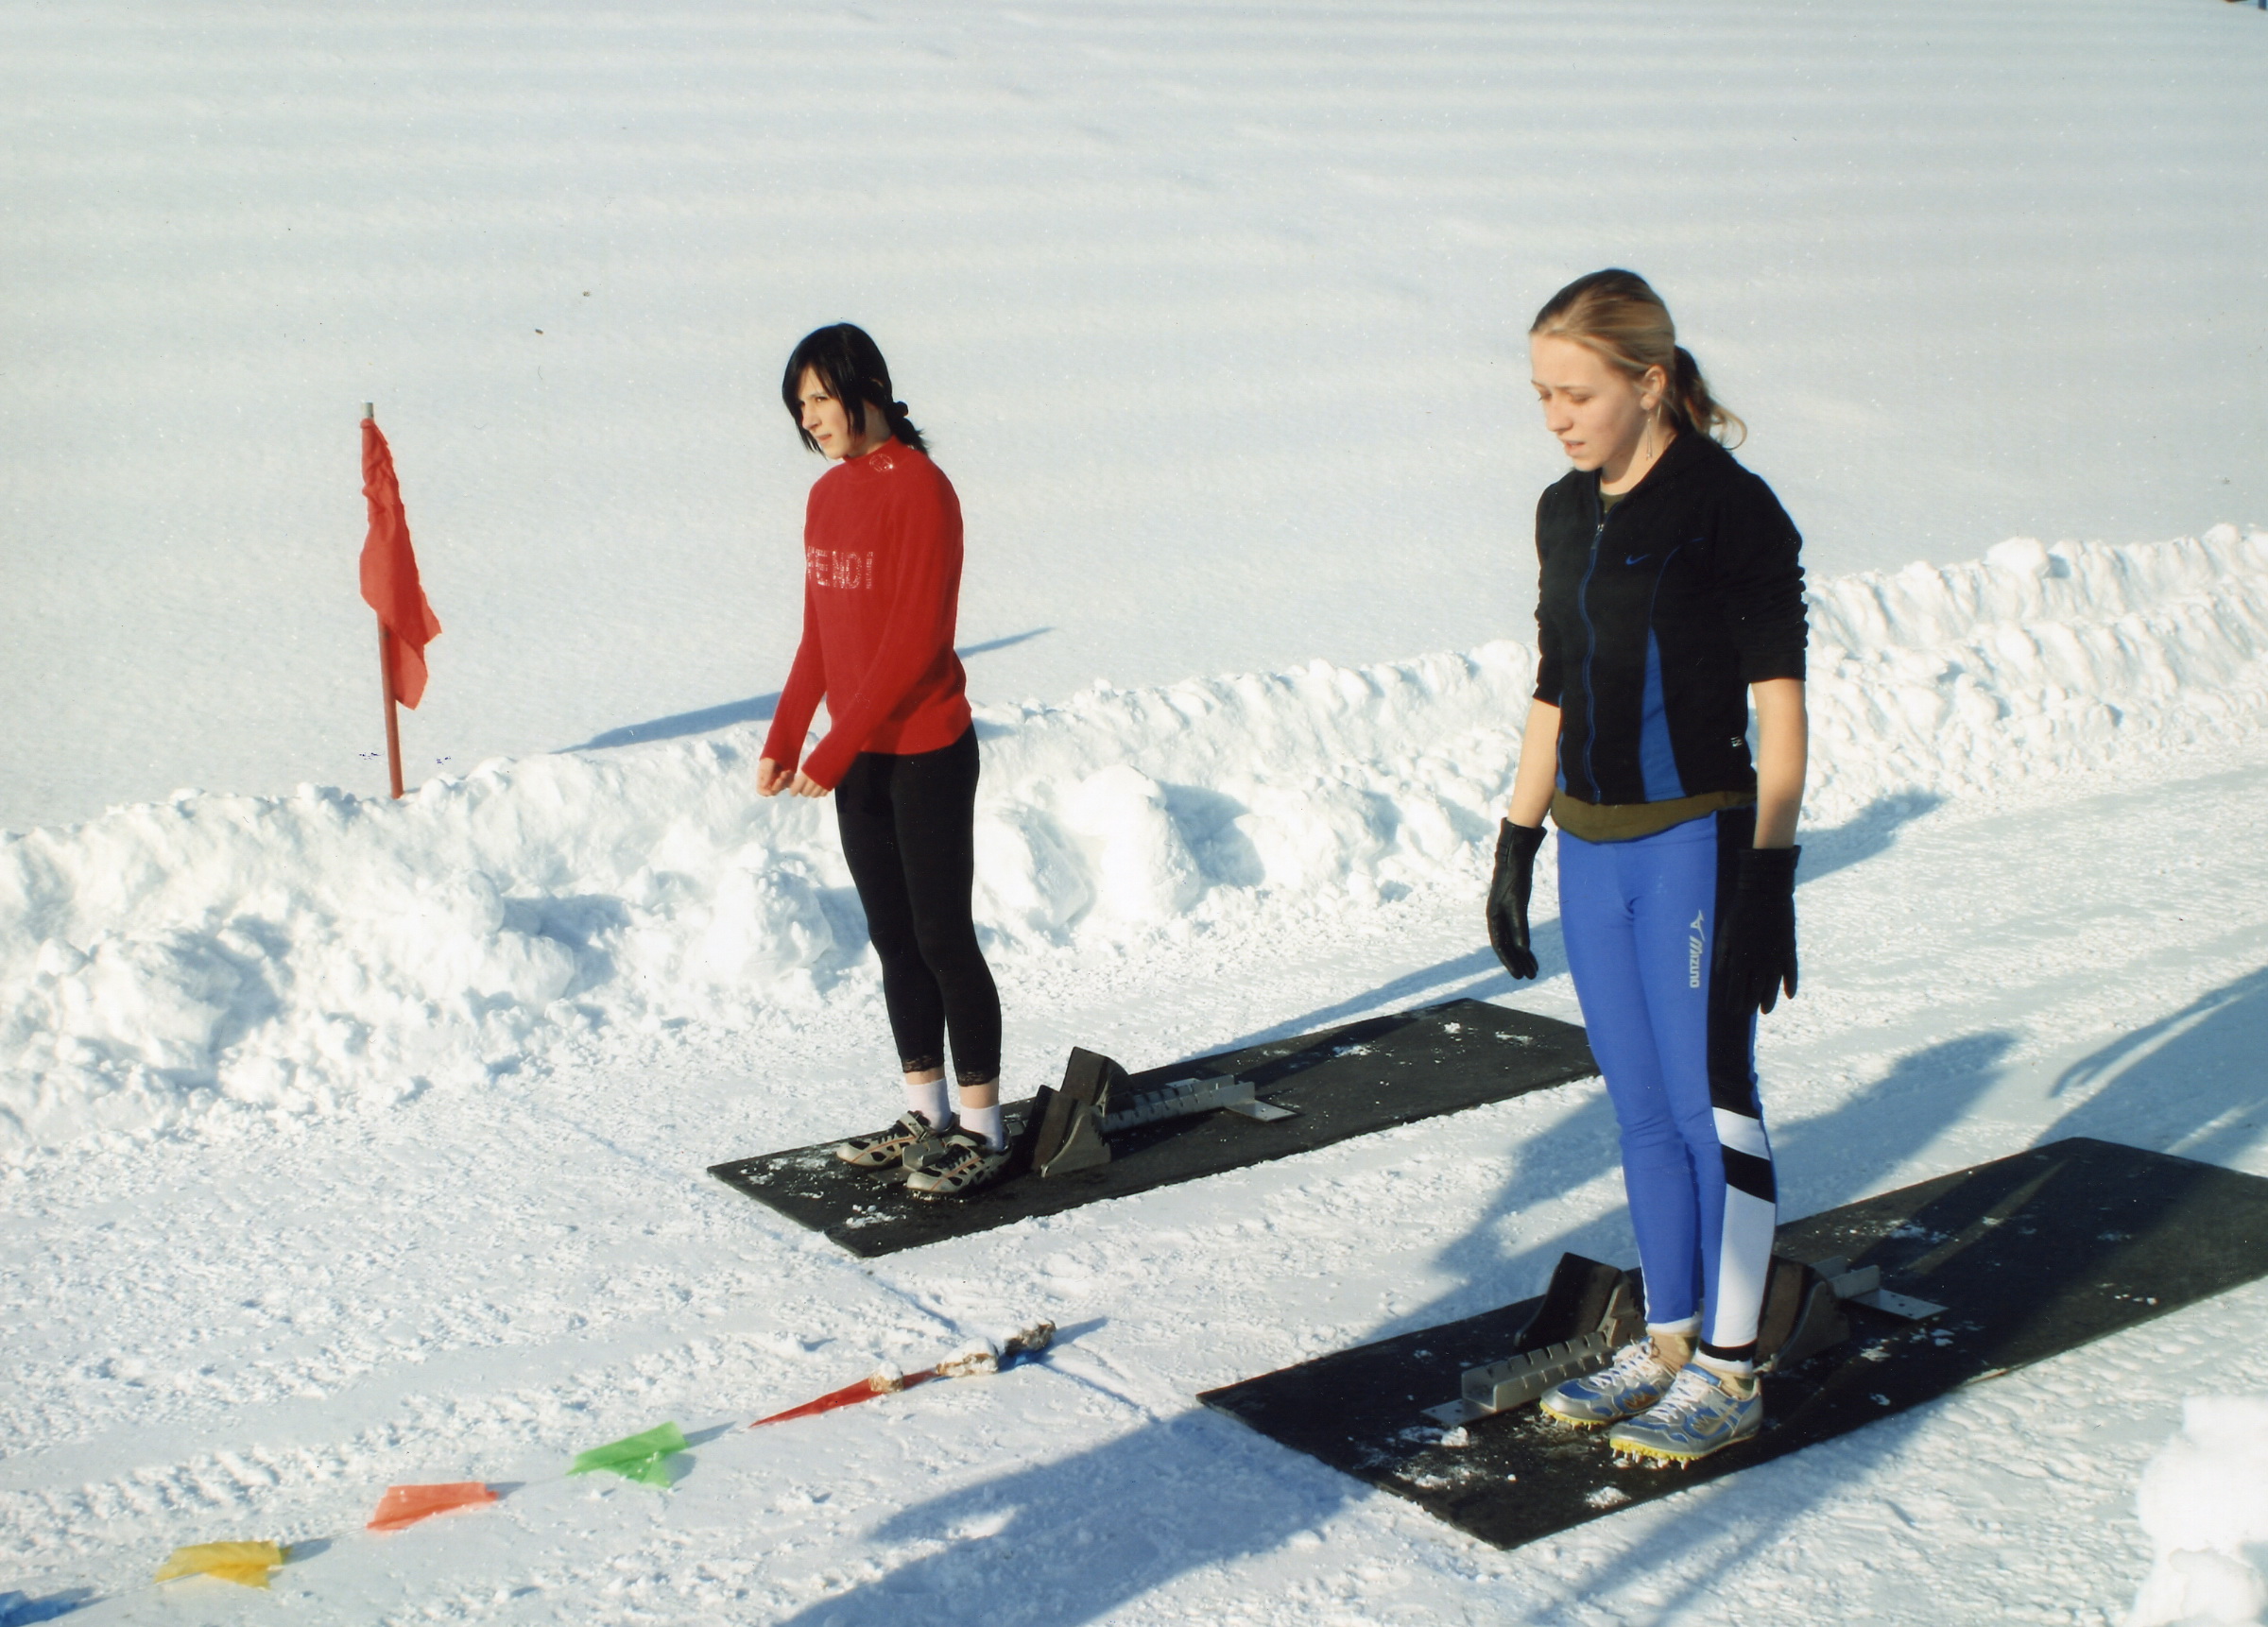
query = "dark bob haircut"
xmin=781 ymin=323 xmax=927 ymax=455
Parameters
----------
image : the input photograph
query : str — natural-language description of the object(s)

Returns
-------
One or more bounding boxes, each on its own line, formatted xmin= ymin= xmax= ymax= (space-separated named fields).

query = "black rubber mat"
xmin=1199 ymin=1137 xmax=2268 ymax=1549
xmin=707 ymin=998 xmax=1596 ymax=1258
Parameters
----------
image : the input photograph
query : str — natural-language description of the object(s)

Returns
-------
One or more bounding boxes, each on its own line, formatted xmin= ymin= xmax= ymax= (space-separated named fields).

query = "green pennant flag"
xmin=569 ymin=1422 xmax=688 ymax=1487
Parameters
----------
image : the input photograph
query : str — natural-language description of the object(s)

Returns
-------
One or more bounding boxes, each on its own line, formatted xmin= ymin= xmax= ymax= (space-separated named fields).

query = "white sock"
xmin=961 ymin=1103 xmax=1005 ymax=1150
xmin=905 ymin=1077 xmax=951 ymax=1128
xmin=1693 ymin=1352 xmax=1756 ymax=1385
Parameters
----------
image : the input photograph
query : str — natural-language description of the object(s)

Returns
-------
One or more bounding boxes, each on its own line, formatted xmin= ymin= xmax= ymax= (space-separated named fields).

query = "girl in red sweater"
xmin=757 ymin=324 xmax=1009 ymax=1198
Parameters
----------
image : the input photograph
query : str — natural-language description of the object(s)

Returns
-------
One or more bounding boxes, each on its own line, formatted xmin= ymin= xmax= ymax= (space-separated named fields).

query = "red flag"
xmin=360 ymin=418 xmax=442 ymax=709
xmin=751 ymin=1369 xmax=939 ymax=1428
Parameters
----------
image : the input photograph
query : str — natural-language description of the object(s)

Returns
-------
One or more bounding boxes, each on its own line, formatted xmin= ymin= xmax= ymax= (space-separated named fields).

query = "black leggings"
xmin=833 ymin=727 xmax=1002 ymax=1086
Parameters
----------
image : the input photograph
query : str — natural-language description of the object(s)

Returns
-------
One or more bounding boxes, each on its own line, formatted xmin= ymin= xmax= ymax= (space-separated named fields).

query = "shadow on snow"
xmin=785 ymin=959 xmax=2268 ymax=1625
xmin=564 ymin=628 xmax=1052 ymax=752
xmin=1215 ymin=790 xmax=1945 ymax=1055
xmin=0 ymin=1589 xmax=94 ymax=1625
xmin=773 ymin=793 xmax=2089 ymax=1623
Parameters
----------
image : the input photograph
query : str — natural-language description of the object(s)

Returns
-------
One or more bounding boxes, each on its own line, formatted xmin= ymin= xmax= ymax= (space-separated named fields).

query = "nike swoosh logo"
xmin=1625 ymin=554 xmax=1649 ymax=566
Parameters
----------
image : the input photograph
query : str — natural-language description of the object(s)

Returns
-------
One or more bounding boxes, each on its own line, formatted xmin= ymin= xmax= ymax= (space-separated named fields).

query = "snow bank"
xmin=2128 ymin=1396 xmax=2268 ymax=1627
xmin=3 ymin=526 xmax=2265 ymax=1155
xmin=0 ymin=646 xmax=1532 ymax=1153
xmin=1807 ymin=524 xmax=2268 ymax=812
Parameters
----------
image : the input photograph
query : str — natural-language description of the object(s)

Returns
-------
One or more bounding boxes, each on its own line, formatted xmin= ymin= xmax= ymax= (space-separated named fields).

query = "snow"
xmin=8 ymin=528 xmax=2268 ymax=1623
xmin=9 ymin=524 xmax=2265 ymax=1160
xmin=4 ymin=0 xmax=2266 ymax=830
xmin=2130 ymin=1399 xmax=2268 ymax=1627
xmin=6 ymin=1 xmax=2268 ymax=1622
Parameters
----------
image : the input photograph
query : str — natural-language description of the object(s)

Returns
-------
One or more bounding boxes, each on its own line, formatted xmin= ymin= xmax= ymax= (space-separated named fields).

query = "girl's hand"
xmin=790 ymin=770 xmax=830 ymax=798
xmin=1486 ymin=819 xmax=1547 ymax=980
xmin=1715 ymin=847 xmax=1800 ymax=1014
xmin=755 ymin=758 xmax=792 ymax=797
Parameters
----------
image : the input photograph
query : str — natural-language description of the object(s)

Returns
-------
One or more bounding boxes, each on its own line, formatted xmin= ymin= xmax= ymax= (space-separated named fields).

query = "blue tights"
xmin=1556 ymin=810 xmax=1778 ymax=1357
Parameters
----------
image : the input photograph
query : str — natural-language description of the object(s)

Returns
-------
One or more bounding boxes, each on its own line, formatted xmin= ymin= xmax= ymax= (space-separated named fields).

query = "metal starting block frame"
xmin=1423 ymin=1249 xmax=1947 ymax=1427
xmin=1027 ymin=1048 xmax=1300 ymax=1178
xmin=1107 ymin=1073 xmax=1299 ymax=1131
xmin=1424 ymin=1255 xmax=1642 ymax=1426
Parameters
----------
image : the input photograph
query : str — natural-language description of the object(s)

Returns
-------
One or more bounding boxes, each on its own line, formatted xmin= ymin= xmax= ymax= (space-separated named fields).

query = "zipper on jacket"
xmin=1574 ymin=482 xmax=1608 ymax=800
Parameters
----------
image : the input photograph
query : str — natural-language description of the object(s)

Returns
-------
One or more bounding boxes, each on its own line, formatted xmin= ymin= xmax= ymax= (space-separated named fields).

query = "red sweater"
xmin=761 ymin=439 xmax=971 ymax=788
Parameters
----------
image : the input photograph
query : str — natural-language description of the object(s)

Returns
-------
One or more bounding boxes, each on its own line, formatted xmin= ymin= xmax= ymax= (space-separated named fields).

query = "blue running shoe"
xmin=1607 ymin=1362 xmax=1761 ymax=1464
xmin=1538 ymin=1338 xmax=1683 ymax=1427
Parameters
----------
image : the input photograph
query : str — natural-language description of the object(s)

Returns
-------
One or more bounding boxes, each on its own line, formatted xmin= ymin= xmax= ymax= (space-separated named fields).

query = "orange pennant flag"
xmin=367 ymin=1481 xmax=497 ymax=1532
xmin=360 ymin=417 xmax=443 ymax=709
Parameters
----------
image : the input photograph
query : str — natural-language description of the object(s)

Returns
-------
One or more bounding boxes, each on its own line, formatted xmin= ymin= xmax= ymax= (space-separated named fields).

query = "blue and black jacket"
xmin=1533 ymin=433 xmax=1808 ymax=806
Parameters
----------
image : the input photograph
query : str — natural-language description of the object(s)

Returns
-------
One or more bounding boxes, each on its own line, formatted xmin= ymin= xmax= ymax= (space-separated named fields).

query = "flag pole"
xmin=379 ymin=626 xmax=404 ymax=799
xmin=367 ymin=402 xmax=404 ymax=799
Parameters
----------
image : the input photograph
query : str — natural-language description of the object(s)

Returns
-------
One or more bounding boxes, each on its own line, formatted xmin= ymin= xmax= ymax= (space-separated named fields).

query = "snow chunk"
xmin=1062 ymin=764 xmax=1205 ymax=926
xmin=2129 ymin=1396 xmax=2268 ymax=1626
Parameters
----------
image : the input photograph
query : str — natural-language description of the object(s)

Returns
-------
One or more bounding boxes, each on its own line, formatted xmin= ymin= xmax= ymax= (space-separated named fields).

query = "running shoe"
xmin=903 ymin=1128 xmax=1013 ymax=1199
xmin=1607 ymin=1362 xmax=1762 ymax=1465
xmin=833 ymin=1111 xmax=954 ymax=1172
xmin=1538 ymin=1338 xmax=1684 ymax=1427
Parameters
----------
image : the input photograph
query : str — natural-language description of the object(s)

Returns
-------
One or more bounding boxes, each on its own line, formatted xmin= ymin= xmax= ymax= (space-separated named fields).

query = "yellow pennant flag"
xmin=155 ymin=1540 xmax=287 ymax=1588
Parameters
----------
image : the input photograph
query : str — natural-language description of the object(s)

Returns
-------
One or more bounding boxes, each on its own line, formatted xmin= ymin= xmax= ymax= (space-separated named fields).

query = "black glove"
xmin=1715 ymin=846 xmax=1800 ymax=1015
xmin=1486 ymin=819 xmax=1548 ymax=981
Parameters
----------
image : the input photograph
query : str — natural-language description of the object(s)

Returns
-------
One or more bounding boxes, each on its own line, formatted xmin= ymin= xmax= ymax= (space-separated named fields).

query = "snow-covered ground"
xmin=7 ymin=1 xmax=2268 ymax=1622
xmin=9 ymin=526 xmax=2268 ymax=1624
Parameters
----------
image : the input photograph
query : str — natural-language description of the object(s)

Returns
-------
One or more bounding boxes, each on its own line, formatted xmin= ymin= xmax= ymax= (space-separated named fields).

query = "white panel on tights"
xmin=1710 ymin=1187 xmax=1779 ymax=1349
xmin=1712 ymin=1105 xmax=1771 ymax=1157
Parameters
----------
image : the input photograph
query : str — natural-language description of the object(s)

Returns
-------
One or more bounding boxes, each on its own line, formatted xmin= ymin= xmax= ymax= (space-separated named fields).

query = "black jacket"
xmin=1533 ymin=433 xmax=1807 ymax=806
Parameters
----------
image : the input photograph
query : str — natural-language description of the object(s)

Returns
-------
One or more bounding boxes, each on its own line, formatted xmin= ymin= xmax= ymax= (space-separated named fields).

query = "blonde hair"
xmin=1530 ymin=269 xmax=1745 ymax=448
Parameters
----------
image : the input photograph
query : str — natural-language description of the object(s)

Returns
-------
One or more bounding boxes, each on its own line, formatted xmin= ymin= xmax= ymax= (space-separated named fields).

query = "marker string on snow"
xmin=751 ymin=1322 xmax=1056 ymax=1428
xmin=116 ymin=1321 xmax=1057 ymax=1604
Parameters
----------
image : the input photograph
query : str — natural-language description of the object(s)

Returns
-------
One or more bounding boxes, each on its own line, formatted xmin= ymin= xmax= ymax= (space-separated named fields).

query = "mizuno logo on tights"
xmin=1688 ymin=911 xmax=1706 ymax=988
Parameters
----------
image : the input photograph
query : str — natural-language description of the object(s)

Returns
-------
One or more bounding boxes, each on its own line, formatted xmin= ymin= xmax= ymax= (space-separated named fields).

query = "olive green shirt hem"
xmin=1550 ymin=787 xmax=1758 ymax=844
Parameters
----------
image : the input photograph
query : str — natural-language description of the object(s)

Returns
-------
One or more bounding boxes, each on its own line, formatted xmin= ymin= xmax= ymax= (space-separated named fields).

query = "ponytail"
xmin=782 ymin=323 xmax=929 ymax=455
xmin=1669 ymin=345 xmax=1743 ymax=447
xmin=882 ymin=399 xmax=929 ymax=455
xmin=1530 ymin=271 xmax=1745 ymax=448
